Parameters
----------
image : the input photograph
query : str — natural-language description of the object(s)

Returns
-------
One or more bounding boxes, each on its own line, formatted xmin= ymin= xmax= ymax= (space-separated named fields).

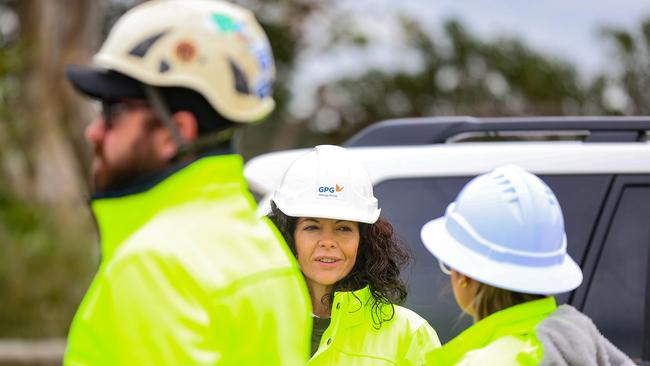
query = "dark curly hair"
xmin=269 ymin=202 xmax=411 ymax=329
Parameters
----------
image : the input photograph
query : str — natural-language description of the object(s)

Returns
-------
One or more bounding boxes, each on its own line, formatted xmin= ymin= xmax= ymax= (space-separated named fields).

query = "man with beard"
xmin=63 ymin=1 xmax=311 ymax=365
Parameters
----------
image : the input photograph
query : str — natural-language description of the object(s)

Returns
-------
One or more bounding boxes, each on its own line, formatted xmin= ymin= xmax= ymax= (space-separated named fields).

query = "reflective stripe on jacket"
xmin=65 ymin=154 xmax=312 ymax=366
xmin=426 ymin=297 xmax=557 ymax=366
xmin=309 ymin=286 xmax=441 ymax=366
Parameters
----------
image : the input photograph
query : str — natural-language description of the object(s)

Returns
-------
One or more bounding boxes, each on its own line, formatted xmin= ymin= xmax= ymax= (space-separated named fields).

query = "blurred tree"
xmin=600 ymin=17 xmax=650 ymax=114
xmin=0 ymin=0 xmax=101 ymax=337
xmin=327 ymin=19 xmax=589 ymax=131
xmin=238 ymin=7 xmax=614 ymax=156
xmin=1 ymin=0 xmax=102 ymax=205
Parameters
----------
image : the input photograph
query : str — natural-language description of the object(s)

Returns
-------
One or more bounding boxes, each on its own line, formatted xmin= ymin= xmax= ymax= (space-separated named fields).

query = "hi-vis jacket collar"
xmin=311 ymin=286 xmax=384 ymax=359
xmin=332 ymin=286 xmax=377 ymax=328
xmin=427 ymin=297 xmax=557 ymax=365
xmin=91 ymin=154 xmax=247 ymax=260
xmin=310 ymin=285 xmax=441 ymax=365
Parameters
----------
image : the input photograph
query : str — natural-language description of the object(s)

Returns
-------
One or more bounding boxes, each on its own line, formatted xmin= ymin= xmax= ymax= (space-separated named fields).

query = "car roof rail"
xmin=345 ymin=116 xmax=650 ymax=147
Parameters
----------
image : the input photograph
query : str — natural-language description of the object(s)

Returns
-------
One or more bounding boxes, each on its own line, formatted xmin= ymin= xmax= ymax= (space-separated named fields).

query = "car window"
xmin=374 ymin=175 xmax=611 ymax=342
xmin=582 ymin=186 xmax=650 ymax=359
xmin=542 ymin=175 xmax=613 ymax=303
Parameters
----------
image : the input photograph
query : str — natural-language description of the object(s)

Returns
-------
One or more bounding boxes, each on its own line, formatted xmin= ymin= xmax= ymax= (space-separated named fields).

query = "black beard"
xmin=91 ymin=129 xmax=171 ymax=195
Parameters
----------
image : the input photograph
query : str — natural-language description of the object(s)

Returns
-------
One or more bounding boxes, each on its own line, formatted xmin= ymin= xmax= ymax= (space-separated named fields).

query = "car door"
xmin=570 ymin=175 xmax=650 ymax=364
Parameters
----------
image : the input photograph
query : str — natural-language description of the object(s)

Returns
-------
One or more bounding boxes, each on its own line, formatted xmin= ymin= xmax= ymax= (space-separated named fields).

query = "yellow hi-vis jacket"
xmin=426 ymin=297 xmax=635 ymax=366
xmin=309 ymin=286 xmax=441 ymax=366
xmin=64 ymin=154 xmax=312 ymax=366
xmin=425 ymin=297 xmax=556 ymax=366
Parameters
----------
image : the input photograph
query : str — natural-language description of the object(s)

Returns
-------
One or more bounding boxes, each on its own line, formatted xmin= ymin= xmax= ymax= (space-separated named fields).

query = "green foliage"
xmin=0 ymin=190 xmax=39 ymax=234
xmin=603 ymin=29 xmax=636 ymax=54
xmin=310 ymin=18 xmax=601 ymax=138
xmin=0 ymin=41 xmax=22 ymax=127
xmin=0 ymin=189 xmax=97 ymax=338
xmin=243 ymin=11 xmax=637 ymax=148
xmin=601 ymin=16 xmax=650 ymax=114
xmin=262 ymin=21 xmax=298 ymax=68
xmin=0 ymin=9 xmax=97 ymax=338
xmin=642 ymin=19 xmax=650 ymax=52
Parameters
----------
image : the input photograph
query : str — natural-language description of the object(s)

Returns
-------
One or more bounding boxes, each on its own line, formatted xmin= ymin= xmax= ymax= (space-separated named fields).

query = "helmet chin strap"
xmin=144 ymin=85 xmax=236 ymax=159
xmin=144 ymin=85 xmax=189 ymax=150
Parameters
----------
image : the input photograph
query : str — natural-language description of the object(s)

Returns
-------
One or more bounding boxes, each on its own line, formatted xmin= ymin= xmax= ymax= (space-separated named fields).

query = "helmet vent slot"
xmin=229 ymin=59 xmax=250 ymax=94
xmin=159 ymin=59 xmax=171 ymax=73
xmin=129 ymin=31 xmax=167 ymax=58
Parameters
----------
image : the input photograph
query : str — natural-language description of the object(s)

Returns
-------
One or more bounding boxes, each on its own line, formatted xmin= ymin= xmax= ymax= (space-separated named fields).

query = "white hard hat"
xmin=420 ymin=165 xmax=583 ymax=294
xmin=67 ymin=0 xmax=274 ymax=123
xmin=271 ymin=145 xmax=381 ymax=224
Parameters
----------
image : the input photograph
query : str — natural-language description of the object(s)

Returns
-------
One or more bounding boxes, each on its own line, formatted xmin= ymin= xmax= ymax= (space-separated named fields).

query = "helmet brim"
xmin=65 ymin=64 xmax=144 ymax=101
xmin=420 ymin=216 xmax=583 ymax=295
xmin=273 ymin=198 xmax=380 ymax=225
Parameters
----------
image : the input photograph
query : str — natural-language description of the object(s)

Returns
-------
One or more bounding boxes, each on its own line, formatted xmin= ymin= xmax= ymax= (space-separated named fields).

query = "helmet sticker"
xmin=250 ymin=42 xmax=273 ymax=98
xmin=175 ymin=41 xmax=197 ymax=62
xmin=254 ymin=78 xmax=272 ymax=98
xmin=252 ymin=42 xmax=272 ymax=71
xmin=211 ymin=13 xmax=242 ymax=33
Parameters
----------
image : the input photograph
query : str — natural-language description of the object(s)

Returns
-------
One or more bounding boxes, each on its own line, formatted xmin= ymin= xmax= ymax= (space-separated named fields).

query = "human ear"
xmin=158 ymin=110 xmax=198 ymax=159
xmin=170 ymin=111 xmax=198 ymax=142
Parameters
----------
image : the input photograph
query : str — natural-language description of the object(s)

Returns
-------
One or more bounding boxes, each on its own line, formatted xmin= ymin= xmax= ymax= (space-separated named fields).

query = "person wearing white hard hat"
xmin=421 ymin=165 xmax=634 ymax=366
xmin=268 ymin=145 xmax=441 ymax=365
xmin=63 ymin=1 xmax=310 ymax=365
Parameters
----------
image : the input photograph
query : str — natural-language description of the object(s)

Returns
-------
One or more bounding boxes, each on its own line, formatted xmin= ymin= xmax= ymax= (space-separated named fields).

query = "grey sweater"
xmin=537 ymin=305 xmax=636 ymax=366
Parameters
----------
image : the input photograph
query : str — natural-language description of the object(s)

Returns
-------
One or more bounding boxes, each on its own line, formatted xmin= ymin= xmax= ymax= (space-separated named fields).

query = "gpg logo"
xmin=319 ymin=186 xmax=335 ymax=194
xmin=317 ymin=184 xmax=344 ymax=194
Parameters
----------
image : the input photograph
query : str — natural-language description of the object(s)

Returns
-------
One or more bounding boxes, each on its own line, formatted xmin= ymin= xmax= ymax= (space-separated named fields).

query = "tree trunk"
xmin=12 ymin=0 xmax=102 ymax=207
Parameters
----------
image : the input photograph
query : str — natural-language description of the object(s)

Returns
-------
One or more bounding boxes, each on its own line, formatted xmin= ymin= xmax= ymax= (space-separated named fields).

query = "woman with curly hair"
xmin=267 ymin=145 xmax=441 ymax=365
